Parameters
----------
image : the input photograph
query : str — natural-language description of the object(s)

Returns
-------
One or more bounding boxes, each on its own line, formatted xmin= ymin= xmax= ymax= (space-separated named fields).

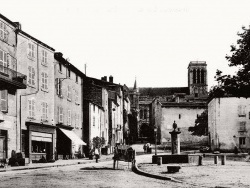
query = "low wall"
xmin=152 ymin=154 xmax=200 ymax=164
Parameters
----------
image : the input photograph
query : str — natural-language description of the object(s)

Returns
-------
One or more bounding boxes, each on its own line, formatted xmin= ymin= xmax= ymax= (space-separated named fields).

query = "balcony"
xmin=0 ymin=65 xmax=27 ymax=90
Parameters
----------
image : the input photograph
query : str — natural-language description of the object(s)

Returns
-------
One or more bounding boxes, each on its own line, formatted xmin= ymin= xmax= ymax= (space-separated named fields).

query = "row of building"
xmin=0 ymin=13 xmax=132 ymax=163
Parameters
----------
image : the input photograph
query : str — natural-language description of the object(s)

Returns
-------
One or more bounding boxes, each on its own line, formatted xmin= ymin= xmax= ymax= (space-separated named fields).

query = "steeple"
xmin=133 ymin=77 xmax=139 ymax=93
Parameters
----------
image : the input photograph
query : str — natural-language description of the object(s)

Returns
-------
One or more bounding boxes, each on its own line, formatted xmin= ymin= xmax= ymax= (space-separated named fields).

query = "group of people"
xmin=143 ymin=143 xmax=151 ymax=153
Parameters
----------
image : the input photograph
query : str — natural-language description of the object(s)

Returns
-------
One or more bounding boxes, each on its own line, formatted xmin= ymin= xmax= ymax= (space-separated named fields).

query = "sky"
xmin=2 ymin=0 xmax=250 ymax=89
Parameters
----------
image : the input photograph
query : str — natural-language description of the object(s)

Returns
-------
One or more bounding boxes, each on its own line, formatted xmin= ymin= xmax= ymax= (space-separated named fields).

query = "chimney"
xmin=104 ymin=76 xmax=107 ymax=82
xmin=109 ymin=75 xmax=113 ymax=83
xmin=14 ymin=22 xmax=22 ymax=30
xmin=54 ymin=52 xmax=63 ymax=58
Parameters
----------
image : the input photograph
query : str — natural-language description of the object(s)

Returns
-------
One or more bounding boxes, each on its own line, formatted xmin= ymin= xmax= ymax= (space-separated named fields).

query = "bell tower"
xmin=188 ymin=61 xmax=207 ymax=98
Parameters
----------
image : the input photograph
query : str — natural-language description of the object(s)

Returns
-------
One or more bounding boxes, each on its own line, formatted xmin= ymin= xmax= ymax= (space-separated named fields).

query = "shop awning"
xmin=59 ymin=128 xmax=86 ymax=145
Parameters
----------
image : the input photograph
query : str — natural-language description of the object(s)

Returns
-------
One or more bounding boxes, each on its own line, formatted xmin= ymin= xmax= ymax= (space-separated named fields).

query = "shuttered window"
xmin=0 ymin=49 xmax=8 ymax=74
xmin=67 ymin=110 xmax=71 ymax=125
xmin=28 ymin=66 xmax=35 ymax=86
xmin=41 ymin=72 xmax=48 ymax=91
xmin=0 ymin=90 xmax=8 ymax=112
xmin=41 ymin=102 xmax=48 ymax=121
xmin=75 ymin=90 xmax=79 ymax=104
xmin=0 ymin=21 xmax=8 ymax=42
xmin=28 ymin=42 xmax=35 ymax=59
xmin=238 ymin=105 xmax=246 ymax=117
xmin=58 ymin=106 xmax=63 ymax=123
xmin=42 ymin=50 xmax=48 ymax=66
xmin=56 ymin=78 xmax=62 ymax=97
xmin=28 ymin=99 xmax=35 ymax=118
xmin=67 ymin=85 xmax=71 ymax=101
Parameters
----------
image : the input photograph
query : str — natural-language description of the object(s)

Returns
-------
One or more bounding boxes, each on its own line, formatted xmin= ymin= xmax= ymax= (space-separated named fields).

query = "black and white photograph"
xmin=1 ymin=0 xmax=250 ymax=187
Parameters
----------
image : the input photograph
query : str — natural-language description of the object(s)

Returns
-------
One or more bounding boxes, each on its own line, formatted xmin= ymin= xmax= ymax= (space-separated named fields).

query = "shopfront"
xmin=56 ymin=126 xmax=86 ymax=159
xmin=25 ymin=122 xmax=56 ymax=163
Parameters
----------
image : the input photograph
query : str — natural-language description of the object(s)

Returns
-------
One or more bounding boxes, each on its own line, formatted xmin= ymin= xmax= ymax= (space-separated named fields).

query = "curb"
xmin=0 ymin=157 xmax=113 ymax=173
xmin=132 ymin=162 xmax=182 ymax=183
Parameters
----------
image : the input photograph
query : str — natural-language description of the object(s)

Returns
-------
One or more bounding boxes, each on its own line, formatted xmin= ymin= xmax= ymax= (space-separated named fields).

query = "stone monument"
xmin=169 ymin=121 xmax=181 ymax=154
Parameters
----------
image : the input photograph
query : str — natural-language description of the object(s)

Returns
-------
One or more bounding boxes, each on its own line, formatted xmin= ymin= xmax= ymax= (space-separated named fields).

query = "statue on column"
xmin=170 ymin=121 xmax=181 ymax=154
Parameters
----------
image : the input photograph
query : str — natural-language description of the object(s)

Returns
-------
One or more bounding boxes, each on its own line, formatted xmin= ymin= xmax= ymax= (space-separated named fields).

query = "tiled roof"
xmin=138 ymin=87 xmax=189 ymax=97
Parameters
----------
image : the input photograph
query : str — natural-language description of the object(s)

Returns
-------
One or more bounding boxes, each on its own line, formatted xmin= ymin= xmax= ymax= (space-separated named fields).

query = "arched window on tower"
xmin=197 ymin=69 xmax=200 ymax=84
xmin=193 ymin=69 xmax=196 ymax=84
xmin=201 ymin=69 xmax=205 ymax=84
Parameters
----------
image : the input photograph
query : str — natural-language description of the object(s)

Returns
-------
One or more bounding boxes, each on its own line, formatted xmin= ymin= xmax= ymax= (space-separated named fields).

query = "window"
xmin=239 ymin=121 xmax=246 ymax=131
xmin=58 ymin=106 xmax=63 ymax=123
xmin=179 ymin=114 xmax=181 ymax=119
xmin=0 ymin=21 xmax=8 ymax=42
xmin=75 ymin=90 xmax=79 ymax=104
xmin=41 ymin=50 xmax=48 ymax=66
xmin=28 ymin=99 xmax=35 ymax=118
xmin=0 ymin=90 xmax=8 ymax=112
xmin=41 ymin=102 xmax=48 ymax=121
xmin=41 ymin=72 xmax=48 ymax=91
xmin=0 ymin=50 xmax=8 ymax=74
xmin=28 ymin=42 xmax=35 ymax=59
xmin=67 ymin=85 xmax=71 ymax=101
xmin=93 ymin=116 xmax=95 ymax=126
xmin=67 ymin=69 xmax=71 ymax=78
xmin=238 ymin=105 xmax=246 ymax=117
xmin=239 ymin=137 xmax=246 ymax=145
xmin=75 ymin=114 xmax=79 ymax=128
xmin=28 ymin=66 xmax=35 ymax=86
xmin=67 ymin=110 xmax=71 ymax=125
xmin=59 ymin=63 xmax=62 ymax=72
xmin=76 ymin=75 xmax=78 ymax=83
xmin=56 ymin=78 xmax=62 ymax=97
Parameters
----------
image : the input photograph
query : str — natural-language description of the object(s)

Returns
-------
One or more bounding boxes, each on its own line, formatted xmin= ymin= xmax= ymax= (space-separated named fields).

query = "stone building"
xmin=16 ymin=23 xmax=56 ymax=162
xmin=0 ymin=14 xmax=27 ymax=160
xmin=131 ymin=61 xmax=208 ymax=146
xmin=54 ymin=52 xmax=86 ymax=160
xmin=208 ymin=97 xmax=250 ymax=152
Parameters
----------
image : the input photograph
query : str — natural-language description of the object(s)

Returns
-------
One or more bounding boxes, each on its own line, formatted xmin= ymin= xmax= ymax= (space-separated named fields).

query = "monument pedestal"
xmin=169 ymin=130 xmax=181 ymax=154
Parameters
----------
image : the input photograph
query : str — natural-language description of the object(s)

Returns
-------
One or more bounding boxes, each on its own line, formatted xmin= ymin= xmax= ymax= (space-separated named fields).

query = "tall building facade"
xmin=0 ymin=15 xmax=27 ymax=160
xmin=16 ymin=26 xmax=56 ymax=162
xmin=54 ymin=52 xmax=86 ymax=160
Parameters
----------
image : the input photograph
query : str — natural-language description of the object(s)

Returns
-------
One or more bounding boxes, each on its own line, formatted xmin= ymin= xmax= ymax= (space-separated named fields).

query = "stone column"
xmin=169 ymin=130 xmax=181 ymax=154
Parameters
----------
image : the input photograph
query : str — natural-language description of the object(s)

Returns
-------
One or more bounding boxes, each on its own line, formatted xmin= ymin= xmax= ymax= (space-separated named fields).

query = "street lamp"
xmin=154 ymin=127 xmax=157 ymax=155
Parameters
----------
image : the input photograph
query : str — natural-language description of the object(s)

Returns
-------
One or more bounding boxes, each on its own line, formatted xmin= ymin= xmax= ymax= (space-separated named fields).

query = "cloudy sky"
xmin=2 ymin=0 xmax=250 ymax=89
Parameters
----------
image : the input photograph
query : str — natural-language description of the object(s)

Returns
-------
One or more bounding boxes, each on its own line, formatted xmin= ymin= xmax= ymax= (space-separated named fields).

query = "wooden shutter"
xmin=45 ymin=73 xmax=48 ymax=90
xmin=31 ymin=67 xmax=35 ymax=86
xmin=0 ymin=22 xmax=3 ymax=39
xmin=3 ymin=52 xmax=7 ymax=74
xmin=32 ymin=99 xmax=35 ymax=117
xmin=41 ymin=72 xmax=45 ymax=89
xmin=0 ymin=90 xmax=8 ymax=112
xmin=28 ymin=66 xmax=31 ymax=85
xmin=3 ymin=23 xmax=7 ymax=42
xmin=28 ymin=99 xmax=32 ymax=117
xmin=0 ymin=50 xmax=3 ymax=73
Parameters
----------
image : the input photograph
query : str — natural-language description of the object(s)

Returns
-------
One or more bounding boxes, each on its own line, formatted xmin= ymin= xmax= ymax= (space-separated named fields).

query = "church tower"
xmin=130 ymin=78 xmax=139 ymax=110
xmin=188 ymin=61 xmax=208 ymax=98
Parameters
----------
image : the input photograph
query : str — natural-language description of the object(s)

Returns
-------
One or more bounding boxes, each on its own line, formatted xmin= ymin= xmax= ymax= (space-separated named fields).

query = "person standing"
xmin=94 ymin=147 xmax=100 ymax=163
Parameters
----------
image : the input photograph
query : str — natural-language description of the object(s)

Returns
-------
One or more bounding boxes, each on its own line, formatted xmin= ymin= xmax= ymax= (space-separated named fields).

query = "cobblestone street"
xmin=0 ymin=160 xmax=179 ymax=188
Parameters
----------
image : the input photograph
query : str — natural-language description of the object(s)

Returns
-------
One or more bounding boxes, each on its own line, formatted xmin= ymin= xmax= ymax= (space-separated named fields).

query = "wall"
xmin=161 ymin=106 xmax=207 ymax=143
xmin=16 ymin=32 xmax=55 ymax=155
xmin=208 ymin=97 xmax=250 ymax=151
xmin=0 ymin=18 xmax=20 ymax=157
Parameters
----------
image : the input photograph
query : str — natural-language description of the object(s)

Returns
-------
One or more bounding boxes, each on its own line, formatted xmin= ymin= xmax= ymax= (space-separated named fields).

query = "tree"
xmin=209 ymin=26 xmax=250 ymax=98
xmin=92 ymin=136 xmax=105 ymax=149
xmin=188 ymin=110 xmax=208 ymax=136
